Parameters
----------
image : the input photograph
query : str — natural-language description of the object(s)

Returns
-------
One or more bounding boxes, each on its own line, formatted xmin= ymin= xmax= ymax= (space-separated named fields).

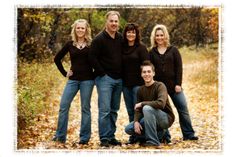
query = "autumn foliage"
xmin=17 ymin=45 xmax=220 ymax=151
xmin=17 ymin=7 xmax=219 ymax=62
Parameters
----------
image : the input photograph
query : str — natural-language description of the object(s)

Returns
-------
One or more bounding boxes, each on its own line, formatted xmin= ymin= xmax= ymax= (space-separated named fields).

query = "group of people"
xmin=52 ymin=10 xmax=198 ymax=148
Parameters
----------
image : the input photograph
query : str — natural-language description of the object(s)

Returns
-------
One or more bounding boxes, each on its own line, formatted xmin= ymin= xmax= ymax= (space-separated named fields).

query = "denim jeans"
xmin=125 ymin=105 xmax=169 ymax=146
xmin=167 ymin=91 xmax=195 ymax=139
xmin=54 ymin=79 xmax=94 ymax=142
xmin=95 ymin=74 xmax=122 ymax=141
xmin=122 ymin=86 xmax=140 ymax=122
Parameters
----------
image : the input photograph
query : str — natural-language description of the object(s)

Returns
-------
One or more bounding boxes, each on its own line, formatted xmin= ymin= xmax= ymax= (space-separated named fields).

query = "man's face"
xmin=106 ymin=14 xmax=119 ymax=33
xmin=141 ymin=66 xmax=155 ymax=83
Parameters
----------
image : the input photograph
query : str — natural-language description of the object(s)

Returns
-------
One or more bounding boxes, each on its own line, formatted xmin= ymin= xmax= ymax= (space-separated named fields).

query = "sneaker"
xmin=100 ymin=139 xmax=110 ymax=147
xmin=183 ymin=136 xmax=199 ymax=141
xmin=109 ymin=138 xmax=122 ymax=146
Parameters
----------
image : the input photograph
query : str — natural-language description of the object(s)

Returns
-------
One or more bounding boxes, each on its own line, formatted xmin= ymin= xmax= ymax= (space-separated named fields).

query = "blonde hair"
xmin=71 ymin=19 xmax=92 ymax=46
xmin=150 ymin=24 xmax=170 ymax=48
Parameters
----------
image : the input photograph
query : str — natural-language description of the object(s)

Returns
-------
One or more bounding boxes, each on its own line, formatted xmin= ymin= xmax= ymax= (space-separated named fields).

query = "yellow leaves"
xmin=17 ymin=50 xmax=220 ymax=151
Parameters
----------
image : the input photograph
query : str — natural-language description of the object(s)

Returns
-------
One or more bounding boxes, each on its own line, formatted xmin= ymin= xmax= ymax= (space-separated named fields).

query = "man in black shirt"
xmin=89 ymin=11 xmax=123 ymax=147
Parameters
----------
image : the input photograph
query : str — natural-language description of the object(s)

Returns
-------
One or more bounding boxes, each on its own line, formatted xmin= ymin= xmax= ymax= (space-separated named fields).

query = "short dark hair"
xmin=140 ymin=60 xmax=155 ymax=72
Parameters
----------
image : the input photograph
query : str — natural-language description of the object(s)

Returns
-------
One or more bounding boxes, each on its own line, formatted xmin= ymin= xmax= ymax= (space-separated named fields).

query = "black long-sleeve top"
xmin=134 ymin=81 xmax=175 ymax=127
xmin=89 ymin=30 xmax=123 ymax=79
xmin=54 ymin=41 xmax=94 ymax=81
xmin=122 ymin=43 xmax=149 ymax=87
xmin=149 ymin=46 xmax=183 ymax=95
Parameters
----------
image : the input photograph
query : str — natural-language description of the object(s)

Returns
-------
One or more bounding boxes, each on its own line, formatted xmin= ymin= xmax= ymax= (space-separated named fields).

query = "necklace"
xmin=76 ymin=41 xmax=85 ymax=49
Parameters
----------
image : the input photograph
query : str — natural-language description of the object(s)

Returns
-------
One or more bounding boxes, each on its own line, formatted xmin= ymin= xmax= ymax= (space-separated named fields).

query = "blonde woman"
xmin=149 ymin=24 xmax=198 ymax=142
xmin=53 ymin=19 xmax=94 ymax=144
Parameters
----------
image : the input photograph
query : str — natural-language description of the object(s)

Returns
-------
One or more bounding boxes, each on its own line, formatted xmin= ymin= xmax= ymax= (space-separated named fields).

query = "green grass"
xmin=17 ymin=61 xmax=69 ymax=130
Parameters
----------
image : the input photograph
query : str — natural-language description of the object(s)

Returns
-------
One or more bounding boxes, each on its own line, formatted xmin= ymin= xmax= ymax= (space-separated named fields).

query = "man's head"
xmin=105 ymin=11 xmax=120 ymax=34
xmin=140 ymin=60 xmax=155 ymax=84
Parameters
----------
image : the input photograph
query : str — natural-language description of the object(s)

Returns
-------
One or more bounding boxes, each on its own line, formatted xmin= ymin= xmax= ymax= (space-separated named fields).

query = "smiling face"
xmin=75 ymin=22 xmax=86 ymax=39
xmin=105 ymin=14 xmax=119 ymax=34
xmin=126 ymin=30 xmax=136 ymax=44
xmin=141 ymin=65 xmax=155 ymax=84
xmin=155 ymin=29 xmax=165 ymax=46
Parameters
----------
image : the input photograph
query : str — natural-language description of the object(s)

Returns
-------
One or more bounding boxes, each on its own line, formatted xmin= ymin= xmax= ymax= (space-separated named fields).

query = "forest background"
xmin=17 ymin=7 xmax=220 ymax=151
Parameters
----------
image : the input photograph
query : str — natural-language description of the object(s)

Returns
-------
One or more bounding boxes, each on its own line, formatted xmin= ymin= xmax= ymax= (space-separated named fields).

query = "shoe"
xmin=137 ymin=138 xmax=146 ymax=144
xmin=125 ymin=136 xmax=137 ymax=145
xmin=183 ymin=136 xmax=199 ymax=141
xmin=52 ymin=136 xmax=66 ymax=143
xmin=125 ymin=139 xmax=137 ymax=145
xmin=161 ymin=137 xmax=172 ymax=144
xmin=78 ymin=141 xmax=88 ymax=145
xmin=142 ymin=142 xmax=163 ymax=149
xmin=100 ymin=139 xmax=110 ymax=147
xmin=109 ymin=138 xmax=122 ymax=146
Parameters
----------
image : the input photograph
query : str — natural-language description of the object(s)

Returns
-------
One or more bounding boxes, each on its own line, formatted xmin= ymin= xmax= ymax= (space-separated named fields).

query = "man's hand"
xmin=134 ymin=121 xmax=143 ymax=135
xmin=134 ymin=102 xmax=142 ymax=111
xmin=175 ymin=85 xmax=182 ymax=93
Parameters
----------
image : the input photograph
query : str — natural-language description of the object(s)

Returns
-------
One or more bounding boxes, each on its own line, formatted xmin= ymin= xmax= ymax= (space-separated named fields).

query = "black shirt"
xmin=149 ymin=46 xmax=183 ymax=95
xmin=89 ymin=30 xmax=123 ymax=79
xmin=54 ymin=41 xmax=94 ymax=81
xmin=122 ymin=43 xmax=149 ymax=87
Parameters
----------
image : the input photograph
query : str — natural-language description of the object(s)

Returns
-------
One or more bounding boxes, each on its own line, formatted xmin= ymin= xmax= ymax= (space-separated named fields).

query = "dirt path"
xmin=18 ymin=58 xmax=221 ymax=151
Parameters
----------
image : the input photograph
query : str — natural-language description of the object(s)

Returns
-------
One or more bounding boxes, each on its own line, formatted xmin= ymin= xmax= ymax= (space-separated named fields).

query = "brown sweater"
xmin=134 ymin=81 xmax=175 ymax=127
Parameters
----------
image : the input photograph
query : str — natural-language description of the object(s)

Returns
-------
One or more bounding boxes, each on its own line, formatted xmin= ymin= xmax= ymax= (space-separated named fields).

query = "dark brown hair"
xmin=140 ymin=60 xmax=155 ymax=72
xmin=123 ymin=23 xmax=141 ymax=46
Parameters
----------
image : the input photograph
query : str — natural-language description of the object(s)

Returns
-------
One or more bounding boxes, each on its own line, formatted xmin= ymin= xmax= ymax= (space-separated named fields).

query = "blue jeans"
xmin=166 ymin=91 xmax=195 ymax=139
xmin=125 ymin=105 xmax=169 ymax=146
xmin=122 ymin=86 xmax=140 ymax=122
xmin=95 ymin=74 xmax=122 ymax=141
xmin=54 ymin=79 xmax=94 ymax=142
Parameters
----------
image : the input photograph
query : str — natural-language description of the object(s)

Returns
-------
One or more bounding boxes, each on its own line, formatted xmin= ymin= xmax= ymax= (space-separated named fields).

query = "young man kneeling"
xmin=125 ymin=60 xmax=175 ymax=148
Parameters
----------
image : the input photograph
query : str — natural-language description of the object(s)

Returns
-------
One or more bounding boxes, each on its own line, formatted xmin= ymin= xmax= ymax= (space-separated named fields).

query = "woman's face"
xmin=75 ymin=22 xmax=86 ymax=39
xmin=126 ymin=30 xmax=136 ymax=43
xmin=155 ymin=29 xmax=165 ymax=46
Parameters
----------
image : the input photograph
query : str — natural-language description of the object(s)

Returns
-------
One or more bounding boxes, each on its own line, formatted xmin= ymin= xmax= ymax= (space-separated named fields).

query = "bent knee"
xmin=142 ymin=105 xmax=155 ymax=113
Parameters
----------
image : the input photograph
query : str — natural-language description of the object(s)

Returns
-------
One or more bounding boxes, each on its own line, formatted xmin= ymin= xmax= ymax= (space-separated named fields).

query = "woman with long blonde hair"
xmin=53 ymin=19 xmax=94 ymax=145
xmin=149 ymin=24 xmax=198 ymax=142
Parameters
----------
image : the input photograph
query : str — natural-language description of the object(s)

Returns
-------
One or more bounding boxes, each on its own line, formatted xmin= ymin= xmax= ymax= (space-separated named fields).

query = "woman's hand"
xmin=66 ymin=70 xmax=73 ymax=78
xmin=175 ymin=85 xmax=182 ymax=93
xmin=134 ymin=121 xmax=143 ymax=135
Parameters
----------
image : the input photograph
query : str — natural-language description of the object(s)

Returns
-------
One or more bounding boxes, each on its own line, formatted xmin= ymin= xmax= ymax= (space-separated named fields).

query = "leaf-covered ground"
xmin=17 ymin=51 xmax=221 ymax=152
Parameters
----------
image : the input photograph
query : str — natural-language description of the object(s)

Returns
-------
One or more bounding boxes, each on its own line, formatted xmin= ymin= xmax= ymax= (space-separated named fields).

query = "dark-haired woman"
xmin=122 ymin=23 xmax=149 ymax=144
